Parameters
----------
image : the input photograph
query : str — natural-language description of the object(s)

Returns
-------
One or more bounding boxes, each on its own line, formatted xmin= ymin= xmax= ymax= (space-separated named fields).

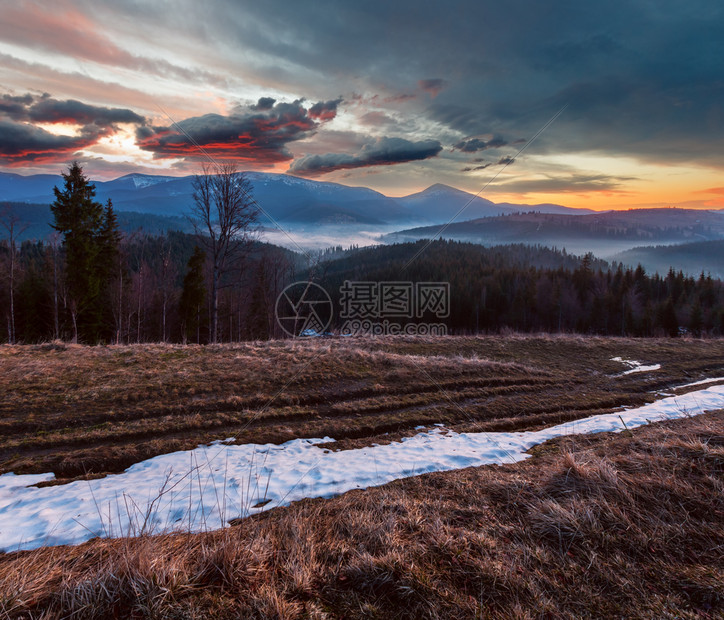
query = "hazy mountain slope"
xmin=614 ymin=239 xmax=724 ymax=278
xmin=385 ymin=209 xmax=724 ymax=258
xmin=0 ymin=172 xmax=63 ymax=202
xmin=0 ymin=202 xmax=191 ymax=241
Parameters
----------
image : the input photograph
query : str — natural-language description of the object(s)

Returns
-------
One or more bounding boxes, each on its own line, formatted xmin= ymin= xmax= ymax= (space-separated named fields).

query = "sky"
xmin=0 ymin=0 xmax=723 ymax=210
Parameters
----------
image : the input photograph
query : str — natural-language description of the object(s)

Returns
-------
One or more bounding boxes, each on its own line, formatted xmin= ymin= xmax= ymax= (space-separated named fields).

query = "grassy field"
xmin=1 ymin=335 xmax=724 ymax=617
xmin=1 ymin=335 xmax=723 ymax=484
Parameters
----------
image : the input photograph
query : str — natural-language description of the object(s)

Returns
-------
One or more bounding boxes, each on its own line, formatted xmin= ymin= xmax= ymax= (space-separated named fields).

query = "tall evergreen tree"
xmin=97 ymin=199 xmax=123 ymax=342
xmin=50 ymin=162 xmax=104 ymax=342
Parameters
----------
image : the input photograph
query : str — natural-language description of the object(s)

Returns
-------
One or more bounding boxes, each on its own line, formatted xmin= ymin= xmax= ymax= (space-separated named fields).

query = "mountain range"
xmin=2 ymin=171 xmax=724 ymax=267
xmin=0 ymin=171 xmax=589 ymax=229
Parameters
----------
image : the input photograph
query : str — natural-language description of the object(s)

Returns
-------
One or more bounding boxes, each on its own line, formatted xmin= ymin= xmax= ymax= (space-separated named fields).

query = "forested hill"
xmin=318 ymin=240 xmax=610 ymax=278
xmin=614 ymin=239 xmax=724 ymax=279
xmin=385 ymin=209 xmax=724 ymax=258
xmin=315 ymin=240 xmax=724 ymax=337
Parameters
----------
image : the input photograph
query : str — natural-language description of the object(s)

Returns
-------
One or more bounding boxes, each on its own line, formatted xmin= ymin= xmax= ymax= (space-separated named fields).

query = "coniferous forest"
xmin=1 ymin=163 xmax=723 ymax=344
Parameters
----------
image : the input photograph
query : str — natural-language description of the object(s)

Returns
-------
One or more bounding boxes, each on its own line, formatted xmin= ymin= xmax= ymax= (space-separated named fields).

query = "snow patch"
xmin=2 ymin=385 xmax=724 ymax=552
xmin=674 ymin=376 xmax=724 ymax=390
xmin=611 ymin=356 xmax=661 ymax=375
xmin=123 ymin=174 xmax=176 ymax=189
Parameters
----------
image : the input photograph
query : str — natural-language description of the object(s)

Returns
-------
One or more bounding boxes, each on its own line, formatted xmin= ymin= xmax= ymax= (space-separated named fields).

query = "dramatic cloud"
xmin=308 ymin=98 xmax=343 ymax=121
xmin=27 ymin=97 xmax=145 ymax=126
xmin=0 ymin=93 xmax=34 ymax=118
xmin=0 ymin=92 xmax=146 ymax=165
xmin=136 ymin=99 xmax=333 ymax=164
xmin=1 ymin=93 xmax=145 ymax=126
xmin=252 ymin=97 xmax=276 ymax=111
xmin=288 ymin=136 xmax=442 ymax=176
xmin=454 ymin=137 xmax=508 ymax=152
xmin=0 ymin=119 xmax=101 ymax=165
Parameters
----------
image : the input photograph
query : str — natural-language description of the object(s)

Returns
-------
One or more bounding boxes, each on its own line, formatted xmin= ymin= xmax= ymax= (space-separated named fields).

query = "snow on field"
xmin=2 ymin=385 xmax=724 ymax=552
xmin=675 ymin=376 xmax=724 ymax=389
xmin=611 ymin=356 xmax=662 ymax=374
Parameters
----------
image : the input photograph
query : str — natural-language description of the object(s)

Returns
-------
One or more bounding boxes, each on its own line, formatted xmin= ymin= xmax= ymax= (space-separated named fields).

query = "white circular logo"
xmin=275 ymin=281 xmax=333 ymax=337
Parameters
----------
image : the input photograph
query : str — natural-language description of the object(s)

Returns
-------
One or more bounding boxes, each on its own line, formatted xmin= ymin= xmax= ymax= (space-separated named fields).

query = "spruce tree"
xmin=97 ymin=199 xmax=123 ymax=342
xmin=51 ymin=162 xmax=104 ymax=342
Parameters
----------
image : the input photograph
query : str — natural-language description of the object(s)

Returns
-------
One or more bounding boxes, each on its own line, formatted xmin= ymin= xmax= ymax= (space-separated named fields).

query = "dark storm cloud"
xmin=27 ymin=97 xmax=146 ymax=126
xmin=137 ymin=99 xmax=330 ymax=163
xmin=454 ymin=137 xmax=508 ymax=152
xmin=253 ymin=97 xmax=276 ymax=110
xmin=0 ymin=93 xmax=35 ymax=118
xmin=308 ymin=98 xmax=343 ymax=121
xmin=0 ymin=118 xmax=100 ymax=164
xmin=0 ymin=92 xmax=145 ymax=126
xmin=178 ymin=0 xmax=723 ymax=165
xmin=288 ymin=136 xmax=442 ymax=175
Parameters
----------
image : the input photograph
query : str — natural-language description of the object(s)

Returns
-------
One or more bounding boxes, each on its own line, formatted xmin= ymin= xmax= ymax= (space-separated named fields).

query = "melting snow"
xmin=611 ymin=356 xmax=661 ymax=374
xmin=675 ymin=376 xmax=724 ymax=390
xmin=2 ymin=385 xmax=724 ymax=552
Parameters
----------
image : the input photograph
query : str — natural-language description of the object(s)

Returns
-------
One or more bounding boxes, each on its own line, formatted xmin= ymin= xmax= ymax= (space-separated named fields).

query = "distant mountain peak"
xmin=415 ymin=183 xmax=473 ymax=197
xmin=424 ymin=183 xmax=456 ymax=192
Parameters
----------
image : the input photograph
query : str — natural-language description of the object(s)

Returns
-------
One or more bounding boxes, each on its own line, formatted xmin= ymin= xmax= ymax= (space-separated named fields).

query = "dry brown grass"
xmin=1 ymin=410 xmax=722 ymax=618
xmin=1 ymin=335 xmax=723 ymax=481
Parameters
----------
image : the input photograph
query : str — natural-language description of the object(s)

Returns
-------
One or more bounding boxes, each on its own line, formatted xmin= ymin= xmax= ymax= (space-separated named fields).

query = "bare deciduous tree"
xmin=0 ymin=205 xmax=28 ymax=344
xmin=190 ymin=162 xmax=259 ymax=343
xmin=48 ymin=231 xmax=63 ymax=341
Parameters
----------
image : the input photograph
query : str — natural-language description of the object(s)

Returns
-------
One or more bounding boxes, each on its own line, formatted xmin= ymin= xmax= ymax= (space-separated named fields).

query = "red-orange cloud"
xmin=136 ymin=98 xmax=337 ymax=164
xmin=0 ymin=119 xmax=102 ymax=165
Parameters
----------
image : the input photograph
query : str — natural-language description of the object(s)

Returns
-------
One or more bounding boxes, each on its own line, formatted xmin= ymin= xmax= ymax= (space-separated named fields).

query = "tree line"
xmin=317 ymin=240 xmax=724 ymax=337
